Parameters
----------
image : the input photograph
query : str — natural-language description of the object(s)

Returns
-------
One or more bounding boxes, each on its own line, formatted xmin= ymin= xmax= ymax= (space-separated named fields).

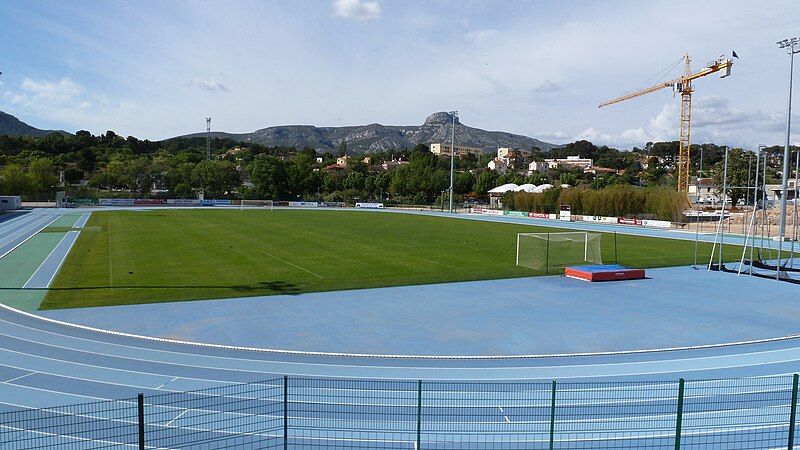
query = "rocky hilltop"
xmin=179 ymin=112 xmax=558 ymax=154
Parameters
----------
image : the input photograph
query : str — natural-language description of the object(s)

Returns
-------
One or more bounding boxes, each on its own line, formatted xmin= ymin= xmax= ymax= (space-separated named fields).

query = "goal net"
xmin=516 ymin=232 xmax=602 ymax=272
xmin=240 ymin=199 xmax=274 ymax=211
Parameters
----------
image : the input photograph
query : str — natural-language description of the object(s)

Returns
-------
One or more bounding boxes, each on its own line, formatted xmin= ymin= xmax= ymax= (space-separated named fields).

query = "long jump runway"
xmin=1 ymin=208 xmax=800 ymax=448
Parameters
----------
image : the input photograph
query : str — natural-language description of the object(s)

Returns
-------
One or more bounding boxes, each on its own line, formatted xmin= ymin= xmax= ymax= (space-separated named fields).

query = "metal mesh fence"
xmin=1 ymin=374 xmax=798 ymax=449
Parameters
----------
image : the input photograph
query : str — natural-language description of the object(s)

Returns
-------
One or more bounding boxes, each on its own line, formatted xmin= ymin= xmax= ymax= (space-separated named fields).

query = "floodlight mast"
xmin=205 ymin=117 xmax=212 ymax=161
xmin=775 ymin=37 xmax=799 ymax=277
xmin=449 ymin=110 xmax=458 ymax=213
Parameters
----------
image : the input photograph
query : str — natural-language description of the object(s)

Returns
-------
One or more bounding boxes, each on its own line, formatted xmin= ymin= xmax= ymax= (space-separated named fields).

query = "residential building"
xmin=528 ymin=161 xmax=551 ymax=173
xmin=583 ymin=167 xmax=617 ymax=175
xmin=688 ymin=178 xmax=720 ymax=204
xmin=429 ymin=143 xmax=483 ymax=158
xmin=544 ymin=155 xmax=593 ymax=169
xmin=323 ymin=163 xmax=348 ymax=172
xmin=487 ymin=157 xmax=509 ymax=173
xmin=336 ymin=156 xmax=350 ymax=166
xmin=381 ymin=159 xmax=410 ymax=171
xmin=497 ymin=147 xmax=530 ymax=159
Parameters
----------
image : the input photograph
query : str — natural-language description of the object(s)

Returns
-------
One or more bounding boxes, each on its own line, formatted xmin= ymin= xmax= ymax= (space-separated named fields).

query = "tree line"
xmin=0 ymin=130 xmax=793 ymax=206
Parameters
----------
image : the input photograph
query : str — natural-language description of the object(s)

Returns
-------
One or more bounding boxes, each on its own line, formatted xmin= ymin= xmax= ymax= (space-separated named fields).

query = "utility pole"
xmin=205 ymin=117 xmax=212 ymax=161
xmin=449 ymin=110 xmax=458 ymax=213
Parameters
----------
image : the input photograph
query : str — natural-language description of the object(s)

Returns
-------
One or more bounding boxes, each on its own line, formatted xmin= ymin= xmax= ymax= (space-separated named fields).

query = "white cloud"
xmin=532 ymin=80 xmax=562 ymax=93
xmin=535 ymin=130 xmax=570 ymax=141
xmin=332 ymin=0 xmax=381 ymax=21
xmin=19 ymin=77 xmax=83 ymax=104
xmin=464 ymin=29 xmax=498 ymax=45
xmin=569 ymin=95 xmax=792 ymax=149
xmin=3 ymin=77 xmax=135 ymax=133
xmin=188 ymin=77 xmax=229 ymax=92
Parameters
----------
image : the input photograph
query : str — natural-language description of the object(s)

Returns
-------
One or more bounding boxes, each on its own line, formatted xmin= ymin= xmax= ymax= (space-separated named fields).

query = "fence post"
xmin=674 ymin=378 xmax=685 ymax=450
xmin=788 ymin=374 xmax=798 ymax=450
xmin=137 ymin=393 xmax=145 ymax=450
xmin=284 ymin=375 xmax=288 ymax=450
xmin=417 ymin=380 xmax=423 ymax=450
xmin=549 ymin=380 xmax=556 ymax=450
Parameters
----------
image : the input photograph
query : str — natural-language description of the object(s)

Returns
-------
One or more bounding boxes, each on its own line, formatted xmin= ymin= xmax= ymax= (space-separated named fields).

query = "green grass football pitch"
xmin=42 ymin=209 xmax=728 ymax=309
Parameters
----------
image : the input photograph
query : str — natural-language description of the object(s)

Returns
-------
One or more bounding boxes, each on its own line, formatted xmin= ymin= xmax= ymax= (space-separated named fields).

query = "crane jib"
xmin=597 ymin=53 xmax=734 ymax=194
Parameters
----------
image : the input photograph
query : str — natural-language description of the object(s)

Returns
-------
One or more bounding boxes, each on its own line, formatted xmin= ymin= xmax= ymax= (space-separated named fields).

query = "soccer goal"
xmin=516 ymin=232 xmax=602 ymax=273
xmin=240 ymin=199 xmax=274 ymax=211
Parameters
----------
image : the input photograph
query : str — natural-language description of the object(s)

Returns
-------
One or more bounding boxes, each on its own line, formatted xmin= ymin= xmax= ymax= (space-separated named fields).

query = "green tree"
xmin=28 ymin=157 xmax=59 ymax=196
xmin=343 ymin=171 xmax=366 ymax=190
xmin=1 ymin=163 xmax=29 ymax=195
xmin=558 ymin=172 xmax=578 ymax=186
xmin=473 ymin=171 xmax=498 ymax=197
xmin=191 ymin=160 xmax=240 ymax=198
xmin=712 ymin=148 xmax=752 ymax=206
xmin=286 ymin=154 xmax=321 ymax=198
xmin=525 ymin=172 xmax=546 ymax=185
xmin=249 ymin=154 xmax=287 ymax=200
xmin=454 ymin=171 xmax=475 ymax=195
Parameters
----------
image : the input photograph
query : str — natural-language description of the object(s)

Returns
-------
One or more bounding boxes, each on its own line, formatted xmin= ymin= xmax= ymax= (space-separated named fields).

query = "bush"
xmin=509 ymin=186 xmax=687 ymax=221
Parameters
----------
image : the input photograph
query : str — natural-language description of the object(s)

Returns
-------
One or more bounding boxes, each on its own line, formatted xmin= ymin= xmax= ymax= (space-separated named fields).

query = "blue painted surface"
xmin=22 ymin=212 xmax=89 ymax=290
xmin=41 ymin=264 xmax=800 ymax=356
xmin=0 ymin=209 xmax=63 ymax=258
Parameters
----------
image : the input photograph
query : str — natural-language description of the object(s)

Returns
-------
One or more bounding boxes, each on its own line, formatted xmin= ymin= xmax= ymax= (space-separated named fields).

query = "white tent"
xmin=515 ymin=183 xmax=538 ymax=193
xmin=532 ymin=184 xmax=553 ymax=193
xmin=487 ymin=183 xmax=519 ymax=194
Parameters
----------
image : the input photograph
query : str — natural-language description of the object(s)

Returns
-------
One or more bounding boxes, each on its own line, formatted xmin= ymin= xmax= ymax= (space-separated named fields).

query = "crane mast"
xmin=599 ymin=54 xmax=733 ymax=193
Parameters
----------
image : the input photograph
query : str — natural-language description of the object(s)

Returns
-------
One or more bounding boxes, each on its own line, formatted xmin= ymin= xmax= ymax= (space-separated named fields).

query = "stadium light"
xmin=449 ymin=110 xmax=458 ymax=213
xmin=775 ymin=37 xmax=800 ymax=277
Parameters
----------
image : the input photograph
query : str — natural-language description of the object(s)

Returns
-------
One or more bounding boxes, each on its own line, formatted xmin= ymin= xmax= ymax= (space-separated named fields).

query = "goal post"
xmin=516 ymin=232 xmax=602 ymax=273
xmin=240 ymin=199 xmax=274 ymax=211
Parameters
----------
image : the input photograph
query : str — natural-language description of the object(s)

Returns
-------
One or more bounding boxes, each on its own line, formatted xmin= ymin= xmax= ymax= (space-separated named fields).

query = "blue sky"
xmin=1 ymin=0 xmax=799 ymax=149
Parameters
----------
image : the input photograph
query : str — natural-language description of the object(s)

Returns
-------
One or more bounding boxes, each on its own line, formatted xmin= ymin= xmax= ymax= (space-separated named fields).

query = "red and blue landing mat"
xmin=564 ymin=264 xmax=646 ymax=282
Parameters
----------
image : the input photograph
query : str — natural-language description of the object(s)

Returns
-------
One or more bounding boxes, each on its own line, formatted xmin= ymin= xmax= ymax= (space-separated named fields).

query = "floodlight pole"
xmin=776 ymin=38 xmax=800 ymax=276
xmin=449 ymin=111 xmax=458 ymax=213
xmin=718 ymin=147 xmax=729 ymax=270
xmin=205 ymin=117 xmax=212 ymax=161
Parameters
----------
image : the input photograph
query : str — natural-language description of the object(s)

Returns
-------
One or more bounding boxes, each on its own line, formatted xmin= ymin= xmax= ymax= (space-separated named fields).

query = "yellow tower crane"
xmin=599 ymin=54 xmax=734 ymax=193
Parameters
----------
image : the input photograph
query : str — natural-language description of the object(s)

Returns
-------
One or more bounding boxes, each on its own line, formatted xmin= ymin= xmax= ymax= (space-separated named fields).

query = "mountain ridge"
xmin=0 ymin=111 xmax=68 ymax=137
xmin=177 ymin=111 xmax=559 ymax=154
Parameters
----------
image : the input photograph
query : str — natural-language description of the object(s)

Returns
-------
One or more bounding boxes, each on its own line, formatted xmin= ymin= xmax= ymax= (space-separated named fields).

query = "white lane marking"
xmin=21 ymin=232 xmax=73 ymax=288
xmin=43 ymin=231 xmax=80 ymax=288
xmin=0 ymin=378 xmax=107 ymax=400
xmin=498 ymin=405 xmax=511 ymax=423
xmin=0 ymin=424 xmax=150 ymax=449
xmin=7 ymin=298 xmax=800 ymax=366
xmin=258 ymin=249 xmax=323 ymax=278
xmin=421 ymin=258 xmax=459 ymax=269
xmin=73 ymin=212 xmax=91 ymax=228
xmin=156 ymin=376 xmax=181 ymax=389
xmin=0 ymin=214 xmax=62 ymax=261
xmin=4 ymin=371 xmax=36 ymax=383
xmin=0 ymin=211 xmax=51 ymax=245
xmin=5 ymin=306 xmax=800 ymax=381
xmin=0 ymin=345 xmax=230 ymax=390
xmin=164 ymin=408 xmax=189 ymax=426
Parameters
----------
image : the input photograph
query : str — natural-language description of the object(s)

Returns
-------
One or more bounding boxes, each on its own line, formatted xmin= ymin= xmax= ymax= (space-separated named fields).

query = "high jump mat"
xmin=564 ymin=264 xmax=646 ymax=282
